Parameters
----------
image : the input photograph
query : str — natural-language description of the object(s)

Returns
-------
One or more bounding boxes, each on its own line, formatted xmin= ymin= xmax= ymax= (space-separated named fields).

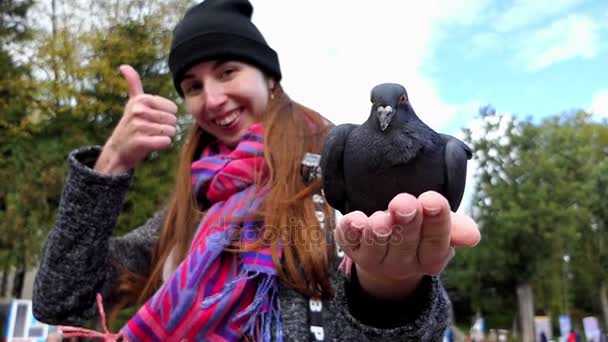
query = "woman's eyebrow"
xmin=211 ymin=60 xmax=229 ymax=70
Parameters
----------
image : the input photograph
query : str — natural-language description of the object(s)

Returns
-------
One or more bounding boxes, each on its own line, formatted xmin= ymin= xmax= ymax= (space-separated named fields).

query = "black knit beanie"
xmin=168 ymin=0 xmax=282 ymax=96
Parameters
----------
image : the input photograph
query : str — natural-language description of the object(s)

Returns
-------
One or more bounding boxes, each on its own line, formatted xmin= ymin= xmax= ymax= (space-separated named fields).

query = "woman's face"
xmin=180 ymin=60 xmax=273 ymax=147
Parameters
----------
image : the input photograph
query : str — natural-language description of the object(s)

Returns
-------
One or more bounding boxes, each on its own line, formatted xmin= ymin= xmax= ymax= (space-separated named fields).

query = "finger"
xmin=132 ymin=107 xmax=178 ymax=126
xmin=131 ymin=120 xmax=177 ymax=137
xmin=386 ymin=193 xmax=423 ymax=262
xmin=334 ymin=211 xmax=367 ymax=258
xmin=417 ymin=191 xmax=452 ymax=274
xmin=450 ymin=212 xmax=480 ymax=247
xmin=138 ymin=94 xmax=179 ymax=114
xmin=358 ymin=211 xmax=392 ymax=265
xmin=119 ymin=64 xmax=144 ymax=98
xmin=133 ymin=135 xmax=173 ymax=151
xmin=155 ymin=124 xmax=177 ymax=137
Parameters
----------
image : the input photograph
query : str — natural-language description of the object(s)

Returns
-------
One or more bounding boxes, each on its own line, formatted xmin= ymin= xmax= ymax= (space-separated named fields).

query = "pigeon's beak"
xmin=376 ymin=105 xmax=395 ymax=131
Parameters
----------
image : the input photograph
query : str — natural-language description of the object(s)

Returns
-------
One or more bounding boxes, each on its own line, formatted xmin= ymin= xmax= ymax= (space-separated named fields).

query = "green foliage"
xmin=446 ymin=107 xmax=608 ymax=330
xmin=0 ymin=0 xmax=36 ymax=272
xmin=0 ymin=0 xmax=194 ymax=272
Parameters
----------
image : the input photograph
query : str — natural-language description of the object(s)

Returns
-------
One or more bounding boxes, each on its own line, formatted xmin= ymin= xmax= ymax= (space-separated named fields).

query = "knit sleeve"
xmin=333 ymin=266 xmax=451 ymax=341
xmin=32 ymin=146 xmax=162 ymax=326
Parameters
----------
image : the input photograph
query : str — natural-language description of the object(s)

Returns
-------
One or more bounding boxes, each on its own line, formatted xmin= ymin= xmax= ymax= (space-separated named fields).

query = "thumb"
xmin=450 ymin=212 xmax=481 ymax=248
xmin=119 ymin=64 xmax=144 ymax=98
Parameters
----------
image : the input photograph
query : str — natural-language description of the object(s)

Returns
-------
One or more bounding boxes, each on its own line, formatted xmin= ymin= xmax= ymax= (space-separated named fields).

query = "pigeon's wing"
xmin=320 ymin=124 xmax=358 ymax=214
xmin=441 ymin=134 xmax=473 ymax=211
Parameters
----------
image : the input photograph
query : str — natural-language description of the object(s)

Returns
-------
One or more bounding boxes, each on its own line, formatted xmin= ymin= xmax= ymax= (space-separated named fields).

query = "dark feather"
xmin=321 ymin=83 xmax=472 ymax=215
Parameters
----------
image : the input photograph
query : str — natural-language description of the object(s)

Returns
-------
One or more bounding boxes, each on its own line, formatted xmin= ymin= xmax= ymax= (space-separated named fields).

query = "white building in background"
xmin=1 ymin=269 xmax=58 ymax=341
xmin=0 ymin=269 xmax=37 ymax=303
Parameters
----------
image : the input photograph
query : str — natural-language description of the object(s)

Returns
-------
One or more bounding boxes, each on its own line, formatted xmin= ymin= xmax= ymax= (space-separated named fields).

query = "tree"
xmin=0 ymin=0 xmax=194 ymax=298
xmin=0 ymin=0 xmax=34 ymax=120
xmin=0 ymin=0 xmax=35 ymax=298
xmin=447 ymin=108 xmax=608 ymax=340
xmin=585 ymin=151 xmax=608 ymax=328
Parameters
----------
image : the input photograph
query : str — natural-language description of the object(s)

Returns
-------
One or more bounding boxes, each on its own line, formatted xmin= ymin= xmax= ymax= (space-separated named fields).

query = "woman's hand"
xmin=334 ymin=191 xmax=480 ymax=300
xmin=95 ymin=65 xmax=179 ymax=175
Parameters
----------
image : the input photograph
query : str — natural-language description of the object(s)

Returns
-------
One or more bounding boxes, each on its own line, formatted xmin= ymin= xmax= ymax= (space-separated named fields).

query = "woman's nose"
xmin=203 ymin=83 xmax=227 ymax=112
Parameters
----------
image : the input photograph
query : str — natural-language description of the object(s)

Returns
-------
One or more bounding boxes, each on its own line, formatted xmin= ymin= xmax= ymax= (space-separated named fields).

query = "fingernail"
xmin=396 ymin=208 xmax=417 ymax=223
xmin=424 ymin=206 xmax=442 ymax=216
xmin=349 ymin=221 xmax=364 ymax=230
xmin=373 ymin=227 xmax=392 ymax=238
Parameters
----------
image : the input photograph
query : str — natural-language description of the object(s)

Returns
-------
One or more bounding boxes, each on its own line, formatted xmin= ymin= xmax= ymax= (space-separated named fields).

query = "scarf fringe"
xmin=200 ymin=271 xmax=257 ymax=309
xmin=197 ymin=270 xmax=283 ymax=342
xmin=234 ymin=273 xmax=282 ymax=342
xmin=339 ymin=255 xmax=354 ymax=277
xmin=59 ymin=294 xmax=125 ymax=341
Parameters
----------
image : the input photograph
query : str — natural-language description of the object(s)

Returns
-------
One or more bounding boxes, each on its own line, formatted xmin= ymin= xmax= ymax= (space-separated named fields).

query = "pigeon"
xmin=320 ymin=83 xmax=472 ymax=216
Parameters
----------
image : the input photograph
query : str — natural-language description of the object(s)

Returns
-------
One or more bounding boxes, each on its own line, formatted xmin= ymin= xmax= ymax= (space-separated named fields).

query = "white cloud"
xmin=462 ymin=1 xmax=601 ymax=71
xmin=251 ymin=0 xmax=487 ymax=130
xmin=590 ymin=89 xmax=608 ymax=118
xmin=250 ymin=1 xmax=489 ymax=214
xmin=432 ymin=0 xmax=494 ymax=27
xmin=458 ymin=156 xmax=478 ymax=215
xmin=470 ymin=32 xmax=502 ymax=53
xmin=458 ymin=112 xmax=515 ymax=215
xmin=515 ymin=14 xmax=600 ymax=71
xmin=493 ymin=0 xmax=586 ymax=32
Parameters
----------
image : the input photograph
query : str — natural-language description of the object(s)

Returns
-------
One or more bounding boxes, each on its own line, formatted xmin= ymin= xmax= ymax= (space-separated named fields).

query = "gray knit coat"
xmin=32 ymin=147 xmax=451 ymax=341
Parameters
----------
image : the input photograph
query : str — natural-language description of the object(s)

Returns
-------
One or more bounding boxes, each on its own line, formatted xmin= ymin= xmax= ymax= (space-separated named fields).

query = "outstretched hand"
xmin=334 ymin=191 xmax=480 ymax=300
xmin=95 ymin=65 xmax=179 ymax=174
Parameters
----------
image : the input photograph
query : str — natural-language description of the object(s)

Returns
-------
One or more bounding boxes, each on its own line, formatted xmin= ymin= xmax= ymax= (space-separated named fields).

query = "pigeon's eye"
xmin=399 ymin=95 xmax=407 ymax=103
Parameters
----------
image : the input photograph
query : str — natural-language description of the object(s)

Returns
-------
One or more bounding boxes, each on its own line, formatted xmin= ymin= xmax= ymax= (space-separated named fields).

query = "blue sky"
xmin=428 ymin=0 xmax=608 ymax=127
xmin=250 ymin=0 xmax=607 ymax=213
xmin=251 ymin=0 xmax=608 ymax=137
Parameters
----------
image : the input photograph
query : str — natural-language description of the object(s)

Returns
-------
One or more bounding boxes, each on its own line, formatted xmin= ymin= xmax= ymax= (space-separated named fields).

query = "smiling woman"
xmin=180 ymin=61 xmax=273 ymax=147
xmin=31 ymin=0 xmax=480 ymax=341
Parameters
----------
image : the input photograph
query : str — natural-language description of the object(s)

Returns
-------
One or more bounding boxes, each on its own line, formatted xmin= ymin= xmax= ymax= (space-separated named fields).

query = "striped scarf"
xmin=122 ymin=123 xmax=282 ymax=342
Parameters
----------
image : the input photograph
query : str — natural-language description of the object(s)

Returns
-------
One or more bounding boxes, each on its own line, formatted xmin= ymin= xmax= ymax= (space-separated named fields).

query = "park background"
xmin=1 ymin=1 xmax=608 ymax=341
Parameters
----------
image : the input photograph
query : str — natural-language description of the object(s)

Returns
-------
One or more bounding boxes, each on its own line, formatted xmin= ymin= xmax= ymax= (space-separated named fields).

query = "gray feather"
xmin=321 ymin=83 xmax=473 ymax=215
xmin=441 ymin=134 xmax=472 ymax=211
xmin=320 ymin=124 xmax=357 ymax=214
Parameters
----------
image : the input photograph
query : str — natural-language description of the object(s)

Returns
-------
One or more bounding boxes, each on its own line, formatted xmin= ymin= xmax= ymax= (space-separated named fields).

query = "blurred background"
xmin=1 ymin=1 xmax=607 ymax=341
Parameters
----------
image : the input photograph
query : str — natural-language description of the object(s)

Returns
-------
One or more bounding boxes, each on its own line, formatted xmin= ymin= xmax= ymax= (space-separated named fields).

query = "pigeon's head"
xmin=370 ymin=83 xmax=409 ymax=131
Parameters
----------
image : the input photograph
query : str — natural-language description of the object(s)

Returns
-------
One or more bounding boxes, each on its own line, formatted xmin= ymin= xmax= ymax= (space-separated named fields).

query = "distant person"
xmin=487 ymin=329 xmax=498 ymax=342
xmin=568 ymin=329 xmax=577 ymax=342
xmin=444 ymin=326 xmax=454 ymax=342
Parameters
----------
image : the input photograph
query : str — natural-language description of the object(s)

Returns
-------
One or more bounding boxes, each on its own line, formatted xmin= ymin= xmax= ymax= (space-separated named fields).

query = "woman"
xmin=33 ymin=0 xmax=480 ymax=341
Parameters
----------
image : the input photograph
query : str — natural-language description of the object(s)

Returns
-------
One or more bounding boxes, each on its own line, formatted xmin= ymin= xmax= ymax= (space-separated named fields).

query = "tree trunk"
xmin=12 ymin=255 xmax=27 ymax=298
xmin=512 ymin=316 xmax=519 ymax=340
xmin=0 ymin=268 xmax=7 ymax=297
xmin=601 ymin=282 xmax=608 ymax=331
xmin=517 ymin=283 xmax=535 ymax=342
xmin=11 ymin=264 xmax=25 ymax=299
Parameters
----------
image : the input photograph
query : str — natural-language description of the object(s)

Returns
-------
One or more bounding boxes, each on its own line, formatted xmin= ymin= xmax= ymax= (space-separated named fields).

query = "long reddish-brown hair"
xmin=110 ymin=84 xmax=335 ymax=322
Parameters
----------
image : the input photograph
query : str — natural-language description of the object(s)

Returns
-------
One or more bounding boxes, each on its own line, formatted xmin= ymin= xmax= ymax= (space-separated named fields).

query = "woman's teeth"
xmin=215 ymin=111 xmax=239 ymax=127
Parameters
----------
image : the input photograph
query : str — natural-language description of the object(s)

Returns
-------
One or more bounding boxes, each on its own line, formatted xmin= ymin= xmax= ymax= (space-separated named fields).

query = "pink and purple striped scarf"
xmin=122 ymin=123 xmax=283 ymax=341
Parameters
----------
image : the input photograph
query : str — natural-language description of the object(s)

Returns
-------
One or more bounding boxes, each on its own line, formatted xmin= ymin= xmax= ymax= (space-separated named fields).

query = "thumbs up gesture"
xmin=95 ymin=65 xmax=179 ymax=175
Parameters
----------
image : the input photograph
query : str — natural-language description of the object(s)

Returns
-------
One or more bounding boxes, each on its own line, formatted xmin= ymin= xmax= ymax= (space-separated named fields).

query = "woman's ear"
xmin=268 ymin=79 xmax=276 ymax=100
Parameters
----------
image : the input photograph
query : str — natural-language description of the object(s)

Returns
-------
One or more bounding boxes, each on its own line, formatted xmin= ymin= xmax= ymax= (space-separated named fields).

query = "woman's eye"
xmin=183 ymin=81 xmax=202 ymax=96
xmin=221 ymin=67 xmax=236 ymax=78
